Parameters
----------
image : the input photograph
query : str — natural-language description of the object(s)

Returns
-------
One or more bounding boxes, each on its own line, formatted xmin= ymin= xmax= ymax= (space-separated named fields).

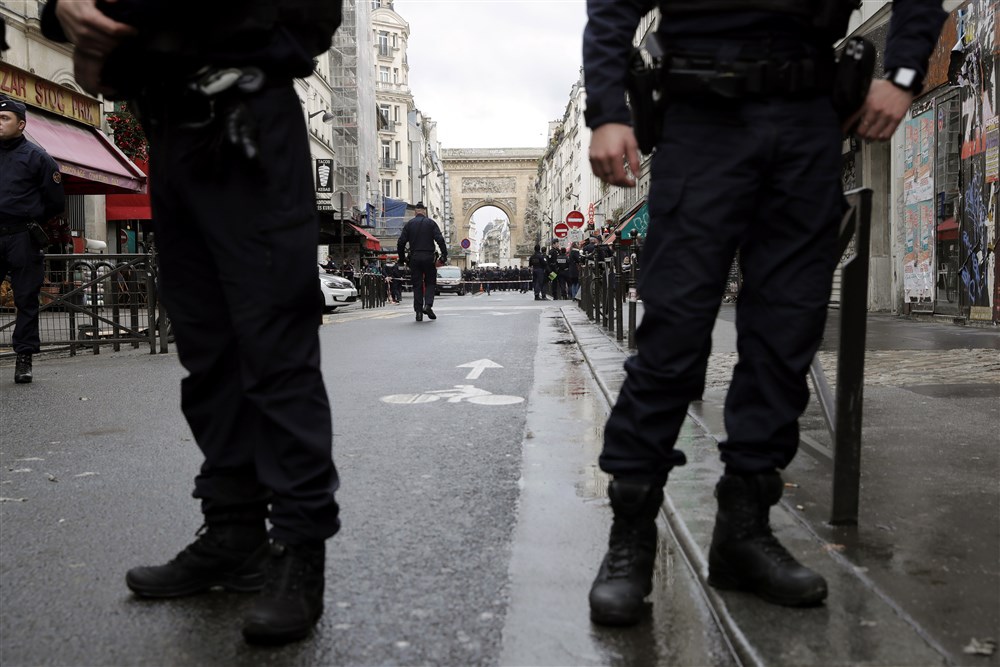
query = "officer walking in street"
xmin=42 ymin=0 xmax=345 ymax=645
xmin=529 ymin=243 xmax=548 ymax=300
xmin=583 ymin=0 xmax=946 ymax=626
xmin=0 ymin=96 xmax=66 ymax=385
xmin=397 ymin=201 xmax=447 ymax=322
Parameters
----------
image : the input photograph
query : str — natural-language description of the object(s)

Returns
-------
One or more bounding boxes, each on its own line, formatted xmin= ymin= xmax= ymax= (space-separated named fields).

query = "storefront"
xmin=1 ymin=62 xmax=147 ymax=248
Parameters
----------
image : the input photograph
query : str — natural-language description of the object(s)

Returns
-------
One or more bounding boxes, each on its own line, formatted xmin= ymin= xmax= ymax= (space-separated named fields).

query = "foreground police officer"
xmin=0 ymin=97 xmax=66 ymax=384
xmin=42 ymin=0 xmax=344 ymax=645
xmin=397 ymin=201 xmax=447 ymax=321
xmin=584 ymin=0 xmax=946 ymax=626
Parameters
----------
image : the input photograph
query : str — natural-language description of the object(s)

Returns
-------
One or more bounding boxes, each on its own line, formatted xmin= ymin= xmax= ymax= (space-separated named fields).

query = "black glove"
xmin=441 ymin=257 xmax=448 ymax=265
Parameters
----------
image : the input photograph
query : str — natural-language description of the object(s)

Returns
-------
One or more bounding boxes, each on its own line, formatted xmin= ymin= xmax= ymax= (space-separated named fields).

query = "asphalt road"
xmin=0 ymin=291 xmax=729 ymax=667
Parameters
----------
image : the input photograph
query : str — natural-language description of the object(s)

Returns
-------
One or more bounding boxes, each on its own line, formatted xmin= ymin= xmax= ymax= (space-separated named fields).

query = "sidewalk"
xmin=562 ymin=303 xmax=999 ymax=666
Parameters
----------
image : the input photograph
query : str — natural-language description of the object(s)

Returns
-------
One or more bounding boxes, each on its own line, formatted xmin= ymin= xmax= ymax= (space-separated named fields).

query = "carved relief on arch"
xmin=461 ymin=176 xmax=516 ymax=194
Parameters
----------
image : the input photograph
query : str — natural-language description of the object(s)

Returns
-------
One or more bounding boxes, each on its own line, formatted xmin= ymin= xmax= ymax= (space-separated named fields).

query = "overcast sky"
xmin=394 ymin=0 xmax=589 ymax=149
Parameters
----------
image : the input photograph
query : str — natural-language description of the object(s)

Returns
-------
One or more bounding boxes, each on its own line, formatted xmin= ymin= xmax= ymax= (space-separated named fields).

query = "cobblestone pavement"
xmin=705 ymin=348 xmax=1000 ymax=388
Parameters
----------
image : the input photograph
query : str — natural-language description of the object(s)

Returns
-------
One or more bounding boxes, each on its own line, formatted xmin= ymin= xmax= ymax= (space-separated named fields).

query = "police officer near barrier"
xmin=0 ymin=96 xmax=66 ymax=385
xmin=42 ymin=0 xmax=345 ymax=645
xmin=397 ymin=201 xmax=447 ymax=322
xmin=529 ymin=244 xmax=548 ymax=300
xmin=584 ymin=0 xmax=946 ymax=626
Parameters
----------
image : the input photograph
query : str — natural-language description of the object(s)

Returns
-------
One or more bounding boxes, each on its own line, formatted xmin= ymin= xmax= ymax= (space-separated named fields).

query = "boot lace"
xmin=753 ymin=524 xmax=799 ymax=566
xmin=605 ymin=524 xmax=648 ymax=579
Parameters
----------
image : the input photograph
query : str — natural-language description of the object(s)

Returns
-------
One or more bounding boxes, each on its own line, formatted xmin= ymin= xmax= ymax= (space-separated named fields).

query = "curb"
xmin=559 ymin=305 xmax=953 ymax=667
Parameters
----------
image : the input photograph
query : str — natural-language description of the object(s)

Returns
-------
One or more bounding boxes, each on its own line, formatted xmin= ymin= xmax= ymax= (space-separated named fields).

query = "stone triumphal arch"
xmin=442 ymin=148 xmax=545 ymax=267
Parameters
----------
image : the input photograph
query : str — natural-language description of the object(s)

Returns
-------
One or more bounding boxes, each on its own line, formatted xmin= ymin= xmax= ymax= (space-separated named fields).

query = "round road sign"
xmin=566 ymin=210 xmax=585 ymax=228
xmin=553 ymin=222 xmax=570 ymax=239
xmin=460 ymin=238 xmax=471 ymax=249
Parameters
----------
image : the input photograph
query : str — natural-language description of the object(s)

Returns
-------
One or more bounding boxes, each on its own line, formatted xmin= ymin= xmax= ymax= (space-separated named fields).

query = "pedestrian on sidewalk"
xmin=0 ymin=96 xmax=66 ymax=385
xmin=397 ymin=201 xmax=447 ymax=321
xmin=41 ymin=0 xmax=345 ymax=645
xmin=583 ymin=0 xmax=946 ymax=626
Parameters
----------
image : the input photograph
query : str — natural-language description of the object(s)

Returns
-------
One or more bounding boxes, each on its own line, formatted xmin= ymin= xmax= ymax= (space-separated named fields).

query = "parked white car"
xmin=319 ymin=272 xmax=358 ymax=312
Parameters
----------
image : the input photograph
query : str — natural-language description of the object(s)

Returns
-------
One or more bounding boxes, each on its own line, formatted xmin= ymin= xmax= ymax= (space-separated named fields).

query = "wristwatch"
xmin=885 ymin=67 xmax=919 ymax=93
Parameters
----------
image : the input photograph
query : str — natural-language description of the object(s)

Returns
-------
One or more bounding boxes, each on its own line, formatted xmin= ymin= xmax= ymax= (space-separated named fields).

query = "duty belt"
xmin=662 ymin=55 xmax=825 ymax=98
xmin=0 ymin=221 xmax=29 ymax=237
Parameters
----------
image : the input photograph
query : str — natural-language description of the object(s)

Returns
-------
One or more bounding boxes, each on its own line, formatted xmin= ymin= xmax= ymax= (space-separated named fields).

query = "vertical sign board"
xmin=315 ymin=159 xmax=333 ymax=193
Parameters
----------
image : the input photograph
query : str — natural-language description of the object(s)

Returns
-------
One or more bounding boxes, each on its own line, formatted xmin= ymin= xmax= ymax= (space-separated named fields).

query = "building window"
xmin=379 ymin=66 xmax=391 ymax=83
xmin=395 ymin=180 xmax=401 ymax=198
xmin=394 ymin=141 xmax=401 ymax=160
xmin=392 ymin=68 xmax=399 ymax=83
xmin=378 ymin=31 xmax=390 ymax=57
xmin=382 ymin=179 xmax=392 ymax=198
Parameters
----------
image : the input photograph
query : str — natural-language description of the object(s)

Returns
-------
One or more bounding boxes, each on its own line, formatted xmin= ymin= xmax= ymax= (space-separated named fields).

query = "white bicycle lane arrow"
xmin=457 ymin=358 xmax=503 ymax=380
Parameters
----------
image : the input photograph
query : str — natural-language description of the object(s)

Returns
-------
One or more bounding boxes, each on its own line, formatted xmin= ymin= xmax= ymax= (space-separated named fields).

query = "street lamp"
xmin=308 ymin=109 xmax=335 ymax=124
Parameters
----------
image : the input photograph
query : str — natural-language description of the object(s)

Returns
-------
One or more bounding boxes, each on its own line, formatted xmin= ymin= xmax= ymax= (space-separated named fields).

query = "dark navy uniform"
xmin=42 ymin=1 xmax=342 ymax=543
xmin=397 ymin=209 xmax=447 ymax=318
xmin=41 ymin=0 xmax=345 ymax=643
xmin=529 ymin=246 xmax=547 ymax=300
xmin=0 ymin=99 xmax=65 ymax=357
xmin=584 ymin=0 xmax=947 ymax=626
xmin=584 ymin=0 xmax=948 ymax=483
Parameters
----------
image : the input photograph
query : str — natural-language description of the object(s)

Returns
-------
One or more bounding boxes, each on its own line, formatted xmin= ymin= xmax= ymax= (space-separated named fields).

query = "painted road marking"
xmin=458 ymin=359 xmax=502 ymax=380
xmin=381 ymin=384 xmax=524 ymax=406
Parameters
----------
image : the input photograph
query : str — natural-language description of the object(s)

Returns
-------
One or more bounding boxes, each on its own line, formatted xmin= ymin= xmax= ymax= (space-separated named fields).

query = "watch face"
xmin=894 ymin=68 xmax=917 ymax=89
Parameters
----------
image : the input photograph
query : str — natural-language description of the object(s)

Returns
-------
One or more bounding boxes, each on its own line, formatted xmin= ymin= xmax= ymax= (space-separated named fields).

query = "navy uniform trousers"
xmin=0 ymin=229 xmax=44 ymax=354
xmin=409 ymin=251 xmax=436 ymax=312
xmin=146 ymin=85 xmax=340 ymax=544
xmin=600 ymin=95 xmax=842 ymax=484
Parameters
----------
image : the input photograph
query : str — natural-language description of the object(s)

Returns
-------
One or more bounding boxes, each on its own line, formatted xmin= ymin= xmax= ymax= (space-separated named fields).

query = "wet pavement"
xmin=563 ymin=302 xmax=1000 ymax=666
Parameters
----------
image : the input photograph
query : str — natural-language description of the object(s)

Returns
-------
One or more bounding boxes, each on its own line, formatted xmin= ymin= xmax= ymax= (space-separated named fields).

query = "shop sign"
xmin=0 ymin=62 xmax=102 ymax=128
xmin=315 ymin=158 xmax=333 ymax=193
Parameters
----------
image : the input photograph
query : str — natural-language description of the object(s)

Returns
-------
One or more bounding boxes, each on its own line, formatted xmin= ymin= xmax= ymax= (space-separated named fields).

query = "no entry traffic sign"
xmin=460 ymin=238 xmax=471 ymax=249
xmin=553 ymin=222 xmax=569 ymax=238
xmin=566 ymin=210 xmax=585 ymax=228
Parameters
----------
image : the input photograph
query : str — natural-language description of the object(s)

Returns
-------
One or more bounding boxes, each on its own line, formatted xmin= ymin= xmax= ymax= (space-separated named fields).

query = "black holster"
xmin=626 ymin=38 xmax=666 ymax=155
xmin=832 ymin=36 xmax=876 ymax=129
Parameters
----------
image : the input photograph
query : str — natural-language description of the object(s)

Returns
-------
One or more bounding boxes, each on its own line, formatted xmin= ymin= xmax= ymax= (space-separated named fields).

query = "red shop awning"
xmin=106 ymin=159 xmax=152 ymax=220
xmin=348 ymin=223 xmax=382 ymax=251
xmin=24 ymin=110 xmax=146 ymax=195
xmin=936 ymin=217 xmax=959 ymax=242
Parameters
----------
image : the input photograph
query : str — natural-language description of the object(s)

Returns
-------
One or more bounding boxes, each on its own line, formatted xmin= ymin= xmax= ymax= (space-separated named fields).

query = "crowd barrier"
xmin=0 ymin=253 xmax=169 ymax=357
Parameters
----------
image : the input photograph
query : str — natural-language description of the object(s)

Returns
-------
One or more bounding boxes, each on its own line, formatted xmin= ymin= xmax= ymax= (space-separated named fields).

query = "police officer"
xmin=0 ymin=97 xmax=66 ymax=384
xmin=397 ymin=201 xmax=447 ymax=321
xmin=584 ymin=0 xmax=946 ymax=626
xmin=387 ymin=260 xmax=404 ymax=304
xmin=529 ymin=244 xmax=548 ymax=300
xmin=546 ymin=238 xmax=566 ymax=299
xmin=42 ymin=0 xmax=344 ymax=645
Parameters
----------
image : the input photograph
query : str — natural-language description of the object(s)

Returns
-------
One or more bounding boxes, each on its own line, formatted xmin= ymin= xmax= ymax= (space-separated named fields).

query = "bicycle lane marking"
xmin=380 ymin=384 xmax=524 ymax=405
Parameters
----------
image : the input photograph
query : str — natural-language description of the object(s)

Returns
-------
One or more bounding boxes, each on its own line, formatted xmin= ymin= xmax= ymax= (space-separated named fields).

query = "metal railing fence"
xmin=0 ymin=253 xmax=168 ymax=357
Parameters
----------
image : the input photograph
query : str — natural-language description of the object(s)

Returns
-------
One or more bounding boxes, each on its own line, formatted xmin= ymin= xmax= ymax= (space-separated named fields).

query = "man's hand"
xmin=55 ymin=0 xmax=135 ymax=55
xmin=589 ymin=123 xmax=640 ymax=187
xmin=846 ymin=79 xmax=915 ymax=141
xmin=54 ymin=0 xmax=135 ymax=97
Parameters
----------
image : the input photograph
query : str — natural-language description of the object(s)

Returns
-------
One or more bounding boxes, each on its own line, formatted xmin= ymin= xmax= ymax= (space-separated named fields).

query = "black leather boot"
xmin=125 ymin=509 xmax=268 ymax=598
xmin=242 ymin=541 xmax=326 ymax=645
xmin=589 ymin=479 xmax=663 ymax=626
xmin=708 ymin=472 xmax=827 ymax=606
xmin=14 ymin=353 xmax=32 ymax=384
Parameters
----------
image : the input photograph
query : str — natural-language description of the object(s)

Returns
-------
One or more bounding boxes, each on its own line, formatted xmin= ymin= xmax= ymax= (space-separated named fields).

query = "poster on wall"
xmin=985 ymin=118 xmax=999 ymax=183
xmin=903 ymin=111 xmax=935 ymax=303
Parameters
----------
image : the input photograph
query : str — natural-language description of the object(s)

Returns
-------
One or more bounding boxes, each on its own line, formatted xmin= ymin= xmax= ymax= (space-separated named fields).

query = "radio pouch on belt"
xmin=27 ymin=222 xmax=50 ymax=249
xmin=832 ymin=36 xmax=876 ymax=132
xmin=626 ymin=35 xmax=666 ymax=155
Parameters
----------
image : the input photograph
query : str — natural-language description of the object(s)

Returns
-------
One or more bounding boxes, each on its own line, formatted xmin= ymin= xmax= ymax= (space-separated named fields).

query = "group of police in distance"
xmin=1 ymin=0 xmax=945 ymax=647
